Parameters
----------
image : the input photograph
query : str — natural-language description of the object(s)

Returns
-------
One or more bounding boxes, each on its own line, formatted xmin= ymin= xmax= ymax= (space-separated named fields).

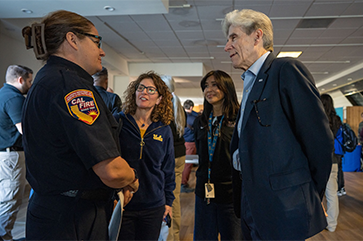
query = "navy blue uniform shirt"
xmin=94 ymin=85 xmax=122 ymax=114
xmin=22 ymin=56 xmax=121 ymax=195
xmin=183 ymin=111 xmax=198 ymax=142
xmin=0 ymin=83 xmax=24 ymax=149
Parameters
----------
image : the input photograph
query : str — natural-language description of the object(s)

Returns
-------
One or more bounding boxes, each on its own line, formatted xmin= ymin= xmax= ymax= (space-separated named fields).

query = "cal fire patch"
xmin=65 ymin=89 xmax=100 ymax=125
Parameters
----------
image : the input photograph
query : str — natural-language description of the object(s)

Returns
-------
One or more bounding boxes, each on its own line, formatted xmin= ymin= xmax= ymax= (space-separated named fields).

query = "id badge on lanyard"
xmin=206 ymin=112 xmax=224 ymax=203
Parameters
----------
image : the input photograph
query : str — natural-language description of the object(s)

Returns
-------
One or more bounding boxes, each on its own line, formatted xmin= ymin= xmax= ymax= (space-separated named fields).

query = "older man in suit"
xmin=223 ymin=9 xmax=334 ymax=240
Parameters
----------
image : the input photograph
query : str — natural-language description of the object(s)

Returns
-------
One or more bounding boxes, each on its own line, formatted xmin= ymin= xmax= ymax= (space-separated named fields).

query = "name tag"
xmin=205 ymin=183 xmax=215 ymax=199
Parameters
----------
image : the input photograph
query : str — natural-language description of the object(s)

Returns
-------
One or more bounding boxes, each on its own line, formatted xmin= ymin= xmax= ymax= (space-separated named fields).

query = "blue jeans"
xmin=194 ymin=195 xmax=242 ymax=241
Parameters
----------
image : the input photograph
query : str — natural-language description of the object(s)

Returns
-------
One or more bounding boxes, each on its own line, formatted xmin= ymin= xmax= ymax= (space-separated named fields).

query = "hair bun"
xmin=22 ymin=23 xmax=48 ymax=60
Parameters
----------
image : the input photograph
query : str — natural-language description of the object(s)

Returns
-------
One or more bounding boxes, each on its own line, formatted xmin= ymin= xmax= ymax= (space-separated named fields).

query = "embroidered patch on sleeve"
xmin=64 ymin=89 xmax=100 ymax=125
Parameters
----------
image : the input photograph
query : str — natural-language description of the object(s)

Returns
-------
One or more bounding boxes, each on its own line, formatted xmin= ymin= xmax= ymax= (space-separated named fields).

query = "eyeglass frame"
xmin=74 ymin=31 xmax=102 ymax=48
xmin=253 ymin=98 xmax=271 ymax=127
xmin=136 ymin=84 xmax=158 ymax=95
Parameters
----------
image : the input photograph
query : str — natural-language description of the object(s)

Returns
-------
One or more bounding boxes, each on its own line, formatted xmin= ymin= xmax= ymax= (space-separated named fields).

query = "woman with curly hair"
xmin=114 ymin=71 xmax=176 ymax=240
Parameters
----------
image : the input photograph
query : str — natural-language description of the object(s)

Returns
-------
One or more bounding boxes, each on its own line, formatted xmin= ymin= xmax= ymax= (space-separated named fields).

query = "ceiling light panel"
xmin=296 ymin=18 xmax=335 ymax=28
xmin=277 ymin=51 xmax=303 ymax=58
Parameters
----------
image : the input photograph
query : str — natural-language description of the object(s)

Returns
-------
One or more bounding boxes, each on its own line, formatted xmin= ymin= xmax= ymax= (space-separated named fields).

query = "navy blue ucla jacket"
xmin=114 ymin=112 xmax=175 ymax=210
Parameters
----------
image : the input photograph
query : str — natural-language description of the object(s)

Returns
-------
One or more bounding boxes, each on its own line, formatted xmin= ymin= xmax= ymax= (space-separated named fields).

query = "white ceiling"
xmin=1 ymin=0 xmax=363 ymax=103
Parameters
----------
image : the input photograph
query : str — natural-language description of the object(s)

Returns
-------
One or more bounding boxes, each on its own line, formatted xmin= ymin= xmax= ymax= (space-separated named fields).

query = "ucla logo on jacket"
xmin=153 ymin=134 xmax=163 ymax=142
xmin=64 ymin=89 xmax=100 ymax=125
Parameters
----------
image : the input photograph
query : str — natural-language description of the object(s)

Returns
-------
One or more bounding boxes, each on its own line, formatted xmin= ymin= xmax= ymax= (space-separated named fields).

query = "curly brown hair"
xmin=123 ymin=71 xmax=173 ymax=125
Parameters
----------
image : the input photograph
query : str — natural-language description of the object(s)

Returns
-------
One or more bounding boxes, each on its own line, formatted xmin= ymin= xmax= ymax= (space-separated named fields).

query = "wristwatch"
xmin=132 ymin=168 xmax=138 ymax=181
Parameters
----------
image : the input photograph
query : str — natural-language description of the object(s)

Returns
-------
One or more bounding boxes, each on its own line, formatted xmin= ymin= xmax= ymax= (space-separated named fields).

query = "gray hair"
xmin=222 ymin=9 xmax=274 ymax=52
xmin=161 ymin=75 xmax=186 ymax=137
xmin=6 ymin=65 xmax=33 ymax=83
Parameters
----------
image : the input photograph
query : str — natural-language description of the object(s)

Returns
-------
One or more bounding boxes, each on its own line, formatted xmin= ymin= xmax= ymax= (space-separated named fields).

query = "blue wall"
xmin=336 ymin=107 xmax=343 ymax=121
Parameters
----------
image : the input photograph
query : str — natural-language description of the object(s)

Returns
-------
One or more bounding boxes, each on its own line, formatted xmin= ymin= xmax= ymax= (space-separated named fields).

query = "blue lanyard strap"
xmin=207 ymin=112 xmax=224 ymax=181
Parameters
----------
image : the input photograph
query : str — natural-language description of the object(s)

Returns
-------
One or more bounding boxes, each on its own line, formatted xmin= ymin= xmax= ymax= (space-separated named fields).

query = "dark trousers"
xmin=118 ymin=205 xmax=164 ymax=240
xmin=338 ymin=156 xmax=345 ymax=190
xmin=26 ymin=192 xmax=113 ymax=240
xmin=193 ymin=195 xmax=242 ymax=241
xmin=240 ymin=190 xmax=263 ymax=241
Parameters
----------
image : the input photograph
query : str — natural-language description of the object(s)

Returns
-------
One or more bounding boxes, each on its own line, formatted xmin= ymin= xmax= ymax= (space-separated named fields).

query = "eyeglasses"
xmin=253 ymin=98 xmax=271 ymax=127
xmin=75 ymin=31 xmax=102 ymax=48
xmin=136 ymin=84 xmax=158 ymax=95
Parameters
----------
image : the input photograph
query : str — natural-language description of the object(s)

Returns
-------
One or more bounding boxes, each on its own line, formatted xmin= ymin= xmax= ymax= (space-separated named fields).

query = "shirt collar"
xmin=3 ymin=83 xmax=22 ymax=94
xmin=241 ymin=51 xmax=271 ymax=80
xmin=47 ymin=55 xmax=94 ymax=84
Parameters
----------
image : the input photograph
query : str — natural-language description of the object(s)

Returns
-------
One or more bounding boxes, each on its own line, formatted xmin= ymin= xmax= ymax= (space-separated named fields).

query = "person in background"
xmin=115 ymin=71 xmax=175 ymax=241
xmin=93 ymin=66 xmax=122 ymax=114
xmin=0 ymin=65 xmax=33 ymax=241
xmin=21 ymin=10 xmax=138 ymax=240
xmin=224 ymin=9 xmax=333 ymax=240
xmin=181 ymin=99 xmax=198 ymax=193
xmin=321 ymin=94 xmax=342 ymax=232
xmin=358 ymin=112 xmax=363 ymax=145
xmin=193 ymin=70 xmax=242 ymax=241
xmin=158 ymin=75 xmax=186 ymax=241
xmin=337 ymin=154 xmax=347 ymax=196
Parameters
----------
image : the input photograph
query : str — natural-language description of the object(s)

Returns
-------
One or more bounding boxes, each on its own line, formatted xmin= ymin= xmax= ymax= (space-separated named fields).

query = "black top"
xmin=193 ymin=115 xmax=235 ymax=203
xmin=0 ymin=83 xmax=24 ymax=149
xmin=170 ymin=120 xmax=186 ymax=158
xmin=94 ymin=85 xmax=122 ymax=114
xmin=22 ymin=56 xmax=121 ymax=195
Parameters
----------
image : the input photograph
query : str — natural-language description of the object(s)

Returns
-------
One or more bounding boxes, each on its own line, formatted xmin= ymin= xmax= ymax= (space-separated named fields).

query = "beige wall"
xmin=345 ymin=106 xmax=363 ymax=136
xmin=0 ymin=34 xmax=43 ymax=85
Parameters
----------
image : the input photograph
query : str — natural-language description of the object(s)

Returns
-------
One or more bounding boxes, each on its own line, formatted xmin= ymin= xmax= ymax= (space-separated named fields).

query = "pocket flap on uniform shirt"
xmin=269 ymin=168 xmax=311 ymax=191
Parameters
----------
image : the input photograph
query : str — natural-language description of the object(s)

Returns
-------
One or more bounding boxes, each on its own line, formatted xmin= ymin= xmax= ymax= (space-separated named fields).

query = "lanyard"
xmin=207 ymin=112 xmax=224 ymax=182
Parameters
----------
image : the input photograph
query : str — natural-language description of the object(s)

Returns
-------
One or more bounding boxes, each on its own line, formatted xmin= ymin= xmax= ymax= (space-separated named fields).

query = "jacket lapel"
xmin=241 ymin=53 xmax=275 ymax=131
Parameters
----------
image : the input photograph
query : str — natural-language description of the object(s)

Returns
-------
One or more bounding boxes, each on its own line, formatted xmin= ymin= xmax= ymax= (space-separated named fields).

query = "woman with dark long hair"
xmin=321 ymin=93 xmax=342 ymax=232
xmin=193 ymin=70 xmax=242 ymax=240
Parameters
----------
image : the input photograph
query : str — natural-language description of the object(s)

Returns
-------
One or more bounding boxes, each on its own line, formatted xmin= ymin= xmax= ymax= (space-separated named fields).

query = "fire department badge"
xmin=64 ymin=89 xmax=100 ymax=125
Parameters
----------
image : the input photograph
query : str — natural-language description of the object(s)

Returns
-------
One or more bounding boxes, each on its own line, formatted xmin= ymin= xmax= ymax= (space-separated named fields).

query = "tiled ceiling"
xmin=1 ymin=0 xmax=363 ymax=99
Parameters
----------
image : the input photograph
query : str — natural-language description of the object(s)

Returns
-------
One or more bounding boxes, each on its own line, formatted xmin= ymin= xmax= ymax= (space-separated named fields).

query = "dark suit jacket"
xmin=230 ymin=53 xmax=334 ymax=240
